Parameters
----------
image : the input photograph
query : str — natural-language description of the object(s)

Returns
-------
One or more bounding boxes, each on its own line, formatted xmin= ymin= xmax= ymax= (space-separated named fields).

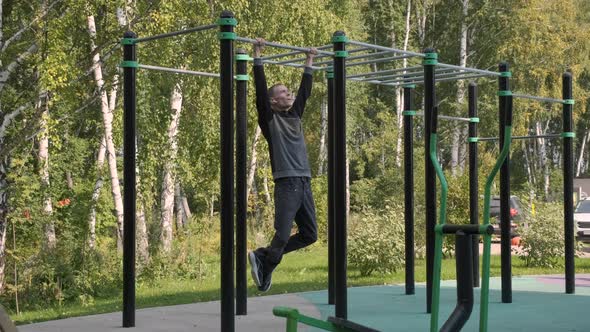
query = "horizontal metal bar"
xmin=375 ymin=67 xmax=459 ymax=82
xmin=512 ymin=94 xmax=566 ymax=104
xmin=348 ymin=40 xmax=426 ymax=58
xmin=261 ymin=59 xmax=324 ymax=70
xmin=259 ymin=44 xmax=334 ymax=61
xmin=381 ymin=69 xmax=471 ymax=83
xmin=268 ymin=46 xmax=372 ymax=65
xmin=414 ymin=112 xmax=472 ymax=122
xmin=138 ymin=64 xmax=219 ymax=78
xmin=347 ymin=66 xmax=424 ymax=79
xmin=479 ymin=134 xmax=563 ymax=142
xmin=343 ymin=54 xmax=415 ymax=68
xmin=134 ymin=24 xmax=217 ymax=43
xmin=436 ymin=63 xmax=500 ymax=77
xmin=386 ymin=73 xmax=492 ymax=86
xmin=236 ymin=37 xmax=333 ymax=56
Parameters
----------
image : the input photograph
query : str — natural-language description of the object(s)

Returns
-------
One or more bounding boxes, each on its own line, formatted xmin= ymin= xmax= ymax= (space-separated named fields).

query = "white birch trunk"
xmin=536 ymin=122 xmax=550 ymax=197
xmin=317 ymin=97 xmax=328 ymax=175
xmin=38 ymin=94 xmax=56 ymax=249
xmin=160 ymin=84 xmax=183 ymax=253
xmin=136 ymin=197 xmax=150 ymax=266
xmin=87 ymin=136 xmax=106 ymax=249
xmin=175 ymin=182 xmax=185 ymax=229
xmin=263 ymin=162 xmax=272 ymax=205
xmin=88 ymin=16 xmax=124 ymax=249
xmin=0 ymin=157 xmax=8 ymax=292
xmin=451 ymin=0 xmax=469 ymax=175
xmin=395 ymin=0 xmax=412 ymax=168
xmin=247 ymin=126 xmax=262 ymax=202
xmin=576 ymin=131 xmax=588 ymax=177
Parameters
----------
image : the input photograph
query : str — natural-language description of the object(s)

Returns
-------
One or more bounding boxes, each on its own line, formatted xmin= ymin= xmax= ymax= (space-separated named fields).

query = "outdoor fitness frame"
xmin=121 ymin=10 xmax=577 ymax=332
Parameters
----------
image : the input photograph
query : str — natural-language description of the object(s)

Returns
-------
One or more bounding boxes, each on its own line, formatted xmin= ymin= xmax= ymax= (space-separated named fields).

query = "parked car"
xmin=489 ymin=195 xmax=524 ymax=238
xmin=574 ymin=199 xmax=590 ymax=243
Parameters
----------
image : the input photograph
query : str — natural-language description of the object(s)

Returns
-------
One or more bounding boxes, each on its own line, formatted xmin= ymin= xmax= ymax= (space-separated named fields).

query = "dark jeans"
xmin=255 ymin=176 xmax=317 ymax=274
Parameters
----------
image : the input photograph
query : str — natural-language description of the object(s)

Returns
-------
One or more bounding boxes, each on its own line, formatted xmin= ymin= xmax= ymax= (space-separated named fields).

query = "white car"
xmin=574 ymin=199 xmax=590 ymax=242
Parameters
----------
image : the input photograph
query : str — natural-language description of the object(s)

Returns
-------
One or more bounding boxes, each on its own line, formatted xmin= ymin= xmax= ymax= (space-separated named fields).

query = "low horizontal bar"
xmin=348 ymin=40 xmax=426 ymax=58
xmin=376 ymin=67 xmax=460 ymax=82
xmin=138 ymin=64 xmax=219 ymax=78
xmin=414 ymin=112 xmax=472 ymax=122
xmin=134 ymin=24 xmax=217 ymax=43
xmin=512 ymin=93 xmax=566 ymax=104
xmin=479 ymin=134 xmax=563 ymax=142
xmin=236 ymin=36 xmax=333 ymax=56
xmin=436 ymin=63 xmax=500 ymax=77
xmin=382 ymin=69 xmax=479 ymax=83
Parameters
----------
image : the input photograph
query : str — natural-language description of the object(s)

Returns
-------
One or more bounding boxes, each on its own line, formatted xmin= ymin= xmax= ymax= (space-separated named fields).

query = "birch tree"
xmin=87 ymin=15 xmax=124 ymax=249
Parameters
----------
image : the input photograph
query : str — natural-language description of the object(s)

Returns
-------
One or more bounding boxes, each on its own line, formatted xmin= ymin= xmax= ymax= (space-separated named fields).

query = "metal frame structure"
xmin=119 ymin=11 xmax=576 ymax=332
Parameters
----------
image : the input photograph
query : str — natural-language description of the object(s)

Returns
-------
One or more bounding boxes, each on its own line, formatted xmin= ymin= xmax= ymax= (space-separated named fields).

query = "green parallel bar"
xmin=479 ymin=125 xmax=512 ymax=332
xmin=273 ymin=306 xmax=335 ymax=331
xmin=429 ymin=133 xmax=448 ymax=332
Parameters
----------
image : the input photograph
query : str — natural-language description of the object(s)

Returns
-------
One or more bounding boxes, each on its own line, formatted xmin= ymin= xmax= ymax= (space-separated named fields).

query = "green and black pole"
xmin=219 ymin=11 xmax=235 ymax=332
xmin=122 ymin=31 xmax=137 ymax=328
xmin=498 ymin=62 xmax=512 ymax=303
xmin=333 ymin=31 xmax=348 ymax=319
xmin=403 ymin=83 xmax=415 ymax=295
xmin=326 ymin=68 xmax=335 ymax=305
xmin=423 ymin=48 xmax=437 ymax=313
xmin=562 ymin=72 xmax=575 ymax=294
xmin=468 ymin=82 xmax=479 ymax=287
xmin=235 ymin=48 xmax=249 ymax=315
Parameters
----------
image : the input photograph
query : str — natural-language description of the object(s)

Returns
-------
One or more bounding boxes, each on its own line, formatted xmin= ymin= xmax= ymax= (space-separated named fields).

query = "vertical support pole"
xmin=235 ymin=49 xmax=249 ymax=315
xmin=468 ymin=82 xmax=479 ymax=288
xmin=403 ymin=84 xmax=415 ymax=295
xmin=423 ymin=48 xmax=437 ymax=313
xmin=498 ymin=62 xmax=512 ymax=303
xmin=562 ymin=71 xmax=575 ymax=294
xmin=122 ymin=31 xmax=137 ymax=328
xmin=326 ymin=68 xmax=335 ymax=305
xmin=219 ymin=11 xmax=235 ymax=332
xmin=333 ymin=31 xmax=348 ymax=319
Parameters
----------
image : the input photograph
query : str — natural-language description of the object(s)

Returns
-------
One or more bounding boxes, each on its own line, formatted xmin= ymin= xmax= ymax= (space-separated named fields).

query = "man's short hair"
xmin=268 ymin=83 xmax=285 ymax=98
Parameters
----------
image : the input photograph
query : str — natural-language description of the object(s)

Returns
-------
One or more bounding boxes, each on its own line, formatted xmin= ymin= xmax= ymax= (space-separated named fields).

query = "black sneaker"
xmin=248 ymin=251 xmax=263 ymax=288
xmin=259 ymin=271 xmax=272 ymax=292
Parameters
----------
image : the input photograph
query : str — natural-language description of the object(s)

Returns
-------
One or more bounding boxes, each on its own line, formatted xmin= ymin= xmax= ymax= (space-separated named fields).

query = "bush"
xmin=348 ymin=204 xmax=405 ymax=276
xmin=518 ymin=202 xmax=581 ymax=268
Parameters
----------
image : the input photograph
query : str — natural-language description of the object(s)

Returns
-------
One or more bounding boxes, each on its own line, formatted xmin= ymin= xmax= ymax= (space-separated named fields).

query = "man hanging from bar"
xmin=248 ymin=38 xmax=318 ymax=292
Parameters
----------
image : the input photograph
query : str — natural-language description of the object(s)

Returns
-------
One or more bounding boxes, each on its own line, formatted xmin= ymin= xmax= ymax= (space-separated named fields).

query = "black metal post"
xmin=440 ymin=231 xmax=474 ymax=332
xmin=498 ymin=62 xmax=512 ymax=303
xmin=327 ymin=68 xmax=335 ymax=305
xmin=122 ymin=31 xmax=137 ymax=328
xmin=423 ymin=48 xmax=437 ymax=313
xmin=219 ymin=11 xmax=235 ymax=332
xmin=333 ymin=31 xmax=347 ymax=319
xmin=235 ymin=48 xmax=248 ymax=315
xmin=563 ymin=72 xmax=575 ymax=294
xmin=468 ymin=82 xmax=479 ymax=288
xmin=403 ymin=84 xmax=415 ymax=295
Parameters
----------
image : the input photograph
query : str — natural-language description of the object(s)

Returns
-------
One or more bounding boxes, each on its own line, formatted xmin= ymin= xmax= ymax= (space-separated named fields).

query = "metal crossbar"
xmin=138 ymin=64 xmax=220 ymax=78
xmin=348 ymin=40 xmax=426 ymax=58
xmin=134 ymin=24 xmax=218 ymax=43
xmin=236 ymin=36 xmax=334 ymax=56
xmin=415 ymin=112 xmax=472 ymax=122
xmin=479 ymin=134 xmax=562 ymax=141
xmin=512 ymin=93 xmax=566 ymax=104
xmin=269 ymin=46 xmax=371 ymax=64
xmin=386 ymin=73 xmax=492 ymax=86
xmin=436 ymin=63 xmax=500 ymax=77
xmin=261 ymin=59 xmax=324 ymax=70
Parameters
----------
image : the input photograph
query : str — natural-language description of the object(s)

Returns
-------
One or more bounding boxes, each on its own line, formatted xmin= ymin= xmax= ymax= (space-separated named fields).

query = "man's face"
xmin=270 ymin=85 xmax=295 ymax=111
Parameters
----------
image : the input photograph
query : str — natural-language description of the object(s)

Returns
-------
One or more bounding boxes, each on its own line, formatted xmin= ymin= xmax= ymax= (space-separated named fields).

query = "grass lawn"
xmin=11 ymin=244 xmax=590 ymax=324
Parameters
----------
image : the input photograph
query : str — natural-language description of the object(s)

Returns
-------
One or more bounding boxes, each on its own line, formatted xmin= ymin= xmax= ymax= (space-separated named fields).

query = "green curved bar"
xmin=428 ymin=133 xmax=448 ymax=332
xmin=479 ymin=126 xmax=512 ymax=332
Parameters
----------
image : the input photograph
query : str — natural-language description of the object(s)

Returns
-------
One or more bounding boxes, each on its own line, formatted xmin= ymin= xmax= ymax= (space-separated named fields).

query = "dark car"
xmin=489 ymin=195 xmax=524 ymax=238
